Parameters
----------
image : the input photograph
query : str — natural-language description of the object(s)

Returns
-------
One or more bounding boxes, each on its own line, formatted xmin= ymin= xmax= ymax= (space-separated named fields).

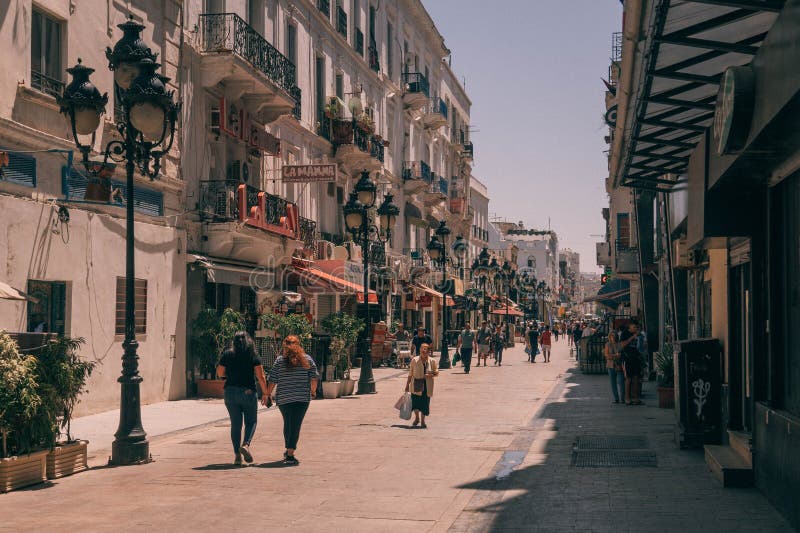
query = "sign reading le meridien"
xmin=282 ymin=164 xmax=337 ymax=183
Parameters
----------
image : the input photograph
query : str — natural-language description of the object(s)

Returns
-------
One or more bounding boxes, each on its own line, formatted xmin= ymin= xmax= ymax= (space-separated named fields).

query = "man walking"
xmin=540 ymin=325 xmax=552 ymax=363
xmin=412 ymin=326 xmax=433 ymax=357
xmin=527 ymin=324 xmax=540 ymax=363
xmin=476 ymin=321 xmax=493 ymax=367
xmin=492 ymin=325 xmax=506 ymax=366
xmin=457 ymin=324 xmax=477 ymax=374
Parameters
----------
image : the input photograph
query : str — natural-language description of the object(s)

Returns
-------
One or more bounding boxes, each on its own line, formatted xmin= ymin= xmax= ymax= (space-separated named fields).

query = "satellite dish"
xmin=348 ymin=97 xmax=363 ymax=116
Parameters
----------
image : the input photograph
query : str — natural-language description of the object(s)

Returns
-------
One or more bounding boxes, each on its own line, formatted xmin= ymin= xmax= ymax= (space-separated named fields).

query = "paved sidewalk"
xmin=72 ymin=366 xmax=406 ymax=465
xmin=0 ymin=341 xmax=792 ymax=532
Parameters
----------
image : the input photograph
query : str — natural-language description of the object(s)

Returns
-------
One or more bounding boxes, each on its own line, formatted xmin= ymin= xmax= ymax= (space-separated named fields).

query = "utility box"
xmin=674 ymin=338 xmax=722 ymax=449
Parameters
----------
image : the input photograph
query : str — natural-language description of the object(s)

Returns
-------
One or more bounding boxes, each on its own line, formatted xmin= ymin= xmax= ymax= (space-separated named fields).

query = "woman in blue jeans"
xmin=604 ymin=331 xmax=624 ymax=404
xmin=217 ymin=331 xmax=268 ymax=465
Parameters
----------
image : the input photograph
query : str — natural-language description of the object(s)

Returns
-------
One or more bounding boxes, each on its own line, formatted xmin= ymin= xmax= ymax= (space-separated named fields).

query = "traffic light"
xmin=601 ymin=274 xmax=609 ymax=285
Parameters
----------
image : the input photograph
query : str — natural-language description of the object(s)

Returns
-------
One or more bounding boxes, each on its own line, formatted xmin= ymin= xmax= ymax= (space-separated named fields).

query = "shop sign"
xmin=218 ymin=98 xmax=242 ymax=139
xmin=713 ymin=66 xmax=755 ymax=156
xmin=282 ymin=164 xmax=337 ymax=183
xmin=417 ymin=294 xmax=432 ymax=308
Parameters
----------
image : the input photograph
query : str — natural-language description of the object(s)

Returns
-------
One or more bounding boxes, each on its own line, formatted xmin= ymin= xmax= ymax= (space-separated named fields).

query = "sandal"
xmin=412 ymin=419 xmax=420 ymax=427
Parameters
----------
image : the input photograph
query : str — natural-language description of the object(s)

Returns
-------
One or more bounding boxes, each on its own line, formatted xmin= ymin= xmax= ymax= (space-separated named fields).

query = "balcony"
xmin=596 ymin=242 xmax=611 ymax=267
xmin=290 ymin=86 xmax=301 ymax=120
xmin=615 ymin=240 xmax=639 ymax=275
xmin=402 ymin=72 xmax=429 ymax=110
xmin=402 ymin=161 xmax=432 ymax=194
xmin=199 ymin=13 xmax=298 ymax=122
xmin=461 ymin=141 xmax=474 ymax=160
xmin=422 ymin=98 xmax=448 ymax=129
xmin=404 ymin=248 xmax=429 ymax=268
xmin=199 ymin=180 xmax=314 ymax=264
xmin=368 ymin=44 xmax=380 ymax=72
xmin=336 ymin=6 xmax=347 ymax=39
xmin=31 ymin=70 xmax=65 ymax=99
xmin=355 ymin=28 xmax=364 ymax=55
xmin=367 ymin=241 xmax=386 ymax=267
xmin=325 ymin=118 xmax=384 ymax=170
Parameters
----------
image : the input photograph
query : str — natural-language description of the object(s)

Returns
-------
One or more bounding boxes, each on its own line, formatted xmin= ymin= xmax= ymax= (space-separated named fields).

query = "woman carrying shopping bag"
xmin=404 ymin=343 xmax=439 ymax=428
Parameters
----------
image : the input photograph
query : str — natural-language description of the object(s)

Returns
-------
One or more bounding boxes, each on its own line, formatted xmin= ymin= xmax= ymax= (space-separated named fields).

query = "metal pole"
xmin=111 ymin=126 xmax=149 ymax=465
xmin=439 ymin=247 xmax=451 ymax=369
xmin=357 ymin=215 xmax=376 ymax=394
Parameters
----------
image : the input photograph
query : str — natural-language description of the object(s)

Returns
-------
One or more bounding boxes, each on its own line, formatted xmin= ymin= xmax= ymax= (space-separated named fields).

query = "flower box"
xmin=46 ymin=440 xmax=88 ymax=479
xmin=0 ymin=450 xmax=48 ymax=493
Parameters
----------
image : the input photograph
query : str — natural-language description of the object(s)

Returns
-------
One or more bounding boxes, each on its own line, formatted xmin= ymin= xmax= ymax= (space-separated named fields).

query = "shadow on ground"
xmin=447 ymin=369 xmax=793 ymax=533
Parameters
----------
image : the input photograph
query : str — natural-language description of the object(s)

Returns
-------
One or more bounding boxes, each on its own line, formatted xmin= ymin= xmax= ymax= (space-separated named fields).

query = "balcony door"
xmin=204 ymin=0 xmax=224 ymax=13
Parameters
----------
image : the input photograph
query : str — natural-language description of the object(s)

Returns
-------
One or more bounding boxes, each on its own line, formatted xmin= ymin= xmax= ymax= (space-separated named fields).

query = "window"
xmin=1 ymin=152 xmax=37 ymax=187
xmin=27 ymin=280 xmax=67 ymax=335
xmin=315 ymin=56 xmax=326 ymax=125
xmin=62 ymin=166 xmax=164 ymax=216
xmin=527 ymin=256 xmax=536 ymax=269
xmin=286 ymin=23 xmax=297 ymax=66
xmin=387 ymin=21 xmax=393 ymax=79
xmin=31 ymin=8 xmax=64 ymax=98
xmin=115 ymin=277 xmax=147 ymax=335
xmin=248 ymin=0 xmax=264 ymax=34
xmin=335 ymin=73 xmax=344 ymax=100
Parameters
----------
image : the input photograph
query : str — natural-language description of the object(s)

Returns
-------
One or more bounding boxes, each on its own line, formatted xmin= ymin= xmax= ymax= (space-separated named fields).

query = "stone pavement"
xmin=0 ymin=341 xmax=793 ymax=532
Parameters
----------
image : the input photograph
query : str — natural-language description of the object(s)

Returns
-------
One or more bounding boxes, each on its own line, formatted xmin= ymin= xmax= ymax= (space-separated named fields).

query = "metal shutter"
xmin=1 ymin=152 xmax=37 ymax=187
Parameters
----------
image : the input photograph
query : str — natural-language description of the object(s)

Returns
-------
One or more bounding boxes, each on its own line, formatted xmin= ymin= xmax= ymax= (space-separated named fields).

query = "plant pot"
xmin=338 ymin=380 xmax=347 ymax=396
xmin=342 ymin=378 xmax=356 ymax=396
xmin=657 ymin=386 xmax=675 ymax=409
xmin=84 ymin=177 xmax=112 ymax=202
xmin=197 ymin=379 xmax=225 ymax=398
xmin=46 ymin=440 xmax=88 ymax=479
xmin=322 ymin=381 xmax=341 ymax=399
xmin=0 ymin=449 xmax=48 ymax=493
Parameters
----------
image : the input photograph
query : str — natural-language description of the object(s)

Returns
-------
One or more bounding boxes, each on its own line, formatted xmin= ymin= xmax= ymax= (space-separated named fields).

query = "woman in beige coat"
xmin=404 ymin=343 xmax=439 ymax=428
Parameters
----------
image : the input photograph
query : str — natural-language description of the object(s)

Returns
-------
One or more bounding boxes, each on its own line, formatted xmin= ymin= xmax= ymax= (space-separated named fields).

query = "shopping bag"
xmin=453 ymin=348 xmax=461 ymax=364
xmin=398 ymin=393 xmax=413 ymax=420
xmin=394 ymin=392 xmax=408 ymax=410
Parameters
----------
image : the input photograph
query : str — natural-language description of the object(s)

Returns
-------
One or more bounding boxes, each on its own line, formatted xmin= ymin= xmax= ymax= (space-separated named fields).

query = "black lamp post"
xmin=488 ymin=256 xmax=499 ymax=323
xmin=58 ymin=17 xmax=179 ymax=466
xmin=343 ymin=171 xmax=398 ymax=394
xmin=426 ymin=221 xmax=461 ymax=370
xmin=500 ymin=260 xmax=516 ymax=342
xmin=471 ymin=247 xmax=491 ymax=323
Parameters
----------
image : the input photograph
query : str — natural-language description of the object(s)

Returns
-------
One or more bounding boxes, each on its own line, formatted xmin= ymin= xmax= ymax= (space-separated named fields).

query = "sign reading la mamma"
xmin=282 ymin=164 xmax=337 ymax=183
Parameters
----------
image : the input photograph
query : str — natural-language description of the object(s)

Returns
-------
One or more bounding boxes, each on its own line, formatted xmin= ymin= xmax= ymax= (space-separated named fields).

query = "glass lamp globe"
xmin=129 ymin=101 xmax=165 ymax=141
xmin=74 ymin=107 xmax=102 ymax=135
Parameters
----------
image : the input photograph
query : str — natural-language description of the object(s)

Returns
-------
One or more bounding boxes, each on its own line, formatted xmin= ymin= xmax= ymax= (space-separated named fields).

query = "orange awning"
xmin=413 ymin=284 xmax=455 ymax=306
xmin=491 ymin=306 xmax=524 ymax=317
xmin=293 ymin=266 xmax=378 ymax=304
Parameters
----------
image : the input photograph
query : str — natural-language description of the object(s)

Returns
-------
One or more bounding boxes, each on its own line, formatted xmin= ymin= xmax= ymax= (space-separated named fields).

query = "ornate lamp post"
xmin=500 ymin=260 xmax=516 ymax=342
xmin=471 ymin=247 xmax=491 ymax=323
xmin=343 ymin=171 xmax=398 ymax=394
xmin=58 ymin=17 xmax=179 ymax=466
xmin=488 ymin=256 xmax=499 ymax=322
xmin=426 ymin=221 xmax=459 ymax=370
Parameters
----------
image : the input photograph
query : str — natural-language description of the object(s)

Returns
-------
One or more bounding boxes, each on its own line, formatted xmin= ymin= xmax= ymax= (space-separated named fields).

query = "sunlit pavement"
xmin=0 ymin=341 xmax=791 ymax=532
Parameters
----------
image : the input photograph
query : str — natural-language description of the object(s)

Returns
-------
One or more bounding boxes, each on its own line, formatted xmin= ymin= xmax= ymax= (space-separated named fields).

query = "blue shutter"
xmin=61 ymin=165 xmax=163 ymax=216
xmin=2 ymin=152 xmax=37 ymax=187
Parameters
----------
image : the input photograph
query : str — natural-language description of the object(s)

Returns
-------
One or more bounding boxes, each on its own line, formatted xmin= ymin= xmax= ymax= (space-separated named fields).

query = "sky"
xmin=423 ymin=0 xmax=623 ymax=273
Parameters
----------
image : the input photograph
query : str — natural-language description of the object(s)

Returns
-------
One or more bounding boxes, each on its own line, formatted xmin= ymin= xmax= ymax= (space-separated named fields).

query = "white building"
xmin=0 ymin=0 xmax=477 ymax=413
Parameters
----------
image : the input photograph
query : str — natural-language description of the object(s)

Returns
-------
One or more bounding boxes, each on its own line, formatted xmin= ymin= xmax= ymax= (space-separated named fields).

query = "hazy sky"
xmin=423 ymin=0 xmax=623 ymax=273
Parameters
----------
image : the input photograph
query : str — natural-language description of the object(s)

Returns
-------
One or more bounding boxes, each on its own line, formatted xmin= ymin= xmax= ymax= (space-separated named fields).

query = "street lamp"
xmin=344 ymin=172 xmax=398 ymax=394
xmin=426 ymin=220 xmax=453 ymax=369
xmin=58 ymin=17 xmax=179 ymax=466
xmin=500 ymin=260 xmax=516 ymax=342
xmin=471 ymin=247 xmax=490 ymax=323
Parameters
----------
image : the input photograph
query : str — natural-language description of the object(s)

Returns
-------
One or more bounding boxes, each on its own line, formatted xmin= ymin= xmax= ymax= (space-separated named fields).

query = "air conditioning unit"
xmin=316 ymin=240 xmax=335 ymax=260
xmin=673 ymin=239 xmax=689 ymax=268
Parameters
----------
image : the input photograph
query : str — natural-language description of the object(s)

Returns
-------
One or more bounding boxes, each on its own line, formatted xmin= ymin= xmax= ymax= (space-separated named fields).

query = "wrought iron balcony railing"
xmin=370 ymin=135 xmax=384 ymax=162
xmin=336 ymin=6 xmax=348 ymax=39
xmin=317 ymin=231 xmax=348 ymax=245
xmin=404 ymin=248 xmax=428 ymax=267
xmin=355 ymin=28 xmax=364 ymax=55
xmin=462 ymin=141 xmax=474 ymax=159
xmin=402 ymin=161 xmax=432 ymax=183
xmin=402 ymin=72 xmax=429 ymax=97
xmin=368 ymin=44 xmax=380 ymax=72
xmin=299 ymin=216 xmax=317 ymax=249
xmin=438 ymin=176 xmax=449 ymax=196
xmin=353 ymin=124 xmax=369 ymax=153
xmin=368 ymin=241 xmax=386 ymax=267
xmin=199 ymin=13 xmax=296 ymax=95
xmin=438 ymin=98 xmax=448 ymax=118
xmin=31 ymin=70 xmax=65 ymax=99
xmin=318 ymin=0 xmax=331 ymax=17
xmin=324 ymin=118 xmax=384 ymax=162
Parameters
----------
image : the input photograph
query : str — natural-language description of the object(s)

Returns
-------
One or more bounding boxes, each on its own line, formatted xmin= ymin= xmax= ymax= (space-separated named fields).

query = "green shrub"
xmin=321 ymin=312 xmax=364 ymax=380
xmin=190 ymin=308 xmax=246 ymax=378
xmin=261 ymin=312 xmax=313 ymax=342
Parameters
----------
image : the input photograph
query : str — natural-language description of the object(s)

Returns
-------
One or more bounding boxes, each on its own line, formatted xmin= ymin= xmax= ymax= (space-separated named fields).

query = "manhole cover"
xmin=572 ymin=450 xmax=657 ymax=467
xmin=574 ymin=435 xmax=649 ymax=450
xmin=179 ymin=439 xmax=215 ymax=445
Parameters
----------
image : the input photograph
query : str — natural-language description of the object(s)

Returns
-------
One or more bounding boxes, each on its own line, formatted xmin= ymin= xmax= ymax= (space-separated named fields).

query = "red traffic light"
xmin=601 ymin=274 xmax=609 ymax=285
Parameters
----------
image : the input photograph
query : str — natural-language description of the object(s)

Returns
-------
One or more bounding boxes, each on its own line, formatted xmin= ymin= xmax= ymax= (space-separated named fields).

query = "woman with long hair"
xmin=604 ymin=331 xmax=624 ymax=404
xmin=264 ymin=335 xmax=319 ymax=465
xmin=404 ymin=343 xmax=439 ymax=428
xmin=217 ymin=331 xmax=268 ymax=465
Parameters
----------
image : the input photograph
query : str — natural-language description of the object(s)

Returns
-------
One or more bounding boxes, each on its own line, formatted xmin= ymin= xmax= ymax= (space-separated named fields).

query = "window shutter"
xmin=2 ymin=152 xmax=37 ymax=187
xmin=61 ymin=165 xmax=163 ymax=216
xmin=115 ymin=277 xmax=147 ymax=335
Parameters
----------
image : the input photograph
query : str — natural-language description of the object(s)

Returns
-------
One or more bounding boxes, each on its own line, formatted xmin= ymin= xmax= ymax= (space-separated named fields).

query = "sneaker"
xmin=284 ymin=455 xmax=299 ymax=465
xmin=234 ymin=454 xmax=242 ymax=465
xmin=239 ymin=444 xmax=253 ymax=463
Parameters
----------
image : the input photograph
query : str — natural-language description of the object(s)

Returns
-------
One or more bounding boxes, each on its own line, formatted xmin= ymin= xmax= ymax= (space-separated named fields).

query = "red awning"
xmin=293 ymin=266 xmax=378 ymax=304
xmin=491 ymin=306 xmax=524 ymax=317
xmin=413 ymin=284 xmax=455 ymax=306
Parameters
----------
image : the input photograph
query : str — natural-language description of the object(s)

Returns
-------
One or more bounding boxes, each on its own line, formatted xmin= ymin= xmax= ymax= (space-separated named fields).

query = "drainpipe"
xmin=610 ymin=0 xmax=645 ymax=190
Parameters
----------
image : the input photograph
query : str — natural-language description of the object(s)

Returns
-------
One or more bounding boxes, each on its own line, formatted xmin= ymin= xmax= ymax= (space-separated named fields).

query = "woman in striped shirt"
xmin=264 ymin=335 xmax=319 ymax=465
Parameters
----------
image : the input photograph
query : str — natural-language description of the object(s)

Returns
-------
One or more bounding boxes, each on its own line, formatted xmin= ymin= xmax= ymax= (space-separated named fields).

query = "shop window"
xmin=31 ymin=8 xmax=64 ymax=98
xmin=115 ymin=277 xmax=147 ymax=335
xmin=204 ymin=281 xmax=230 ymax=311
xmin=26 ymin=280 xmax=67 ymax=335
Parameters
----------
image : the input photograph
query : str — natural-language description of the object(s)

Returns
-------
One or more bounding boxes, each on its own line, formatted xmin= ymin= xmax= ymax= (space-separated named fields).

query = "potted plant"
xmin=35 ymin=336 xmax=95 ymax=479
xmin=655 ymin=344 xmax=675 ymax=409
xmin=355 ymin=112 xmax=375 ymax=134
xmin=190 ymin=308 xmax=246 ymax=398
xmin=261 ymin=312 xmax=319 ymax=395
xmin=321 ymin=312 xmax=365 ymax=397
xmin=0 ymin=332 xmax=52 ymax=492
xmin=324 ymin=96 xmax=344 ymax=119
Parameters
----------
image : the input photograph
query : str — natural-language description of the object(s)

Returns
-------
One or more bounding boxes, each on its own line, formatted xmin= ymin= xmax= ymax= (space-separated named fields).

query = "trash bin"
xmin=675 ymin=338 xmax=722 ymax=449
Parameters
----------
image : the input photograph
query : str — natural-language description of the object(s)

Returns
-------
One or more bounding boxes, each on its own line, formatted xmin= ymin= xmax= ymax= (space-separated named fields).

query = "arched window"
xmin=527 ymin=255 xmax=536 ymax=269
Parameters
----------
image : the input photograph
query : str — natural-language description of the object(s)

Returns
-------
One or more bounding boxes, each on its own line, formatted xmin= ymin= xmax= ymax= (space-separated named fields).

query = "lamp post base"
xmin=439 ymin=342 xmax=451 ymax=369
xmin=111 ymin=439 xmax=150 ymax=465
xmin=356 ymin=379 xmax=376 ymax=394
